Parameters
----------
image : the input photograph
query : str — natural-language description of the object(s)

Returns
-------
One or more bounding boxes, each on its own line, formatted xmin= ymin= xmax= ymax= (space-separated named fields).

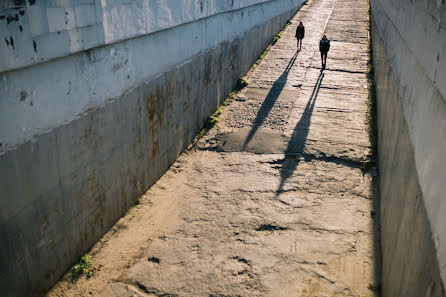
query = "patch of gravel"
xmin=224 ymin=101 xmax=294 ymax=130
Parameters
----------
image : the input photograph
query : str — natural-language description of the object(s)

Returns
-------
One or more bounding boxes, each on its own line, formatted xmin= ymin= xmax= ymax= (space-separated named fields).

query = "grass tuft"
xmin=192 ymin=96 xmax=235 ymax=145
xmin=72 ymin=256 xmax=94 ymax=279
xmin=255 ymin=19 xmax=292 ymax=68
xmin=191 ymin=17 xmax=294 ymax=146
xmin=236 ymin=78 xmax=248 ymax=90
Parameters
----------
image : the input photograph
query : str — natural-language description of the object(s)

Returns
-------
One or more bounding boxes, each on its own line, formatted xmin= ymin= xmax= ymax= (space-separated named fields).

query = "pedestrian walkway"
xmin=48 ymin=0 xmax=380 ymax=296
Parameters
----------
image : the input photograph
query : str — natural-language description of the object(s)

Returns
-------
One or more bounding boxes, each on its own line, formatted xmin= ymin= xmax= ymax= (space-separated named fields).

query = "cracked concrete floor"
xmin=47 ymin=0 xmax=380 ymax=296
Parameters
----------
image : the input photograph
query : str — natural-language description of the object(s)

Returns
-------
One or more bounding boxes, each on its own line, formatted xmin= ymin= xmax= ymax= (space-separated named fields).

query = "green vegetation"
xmin=192 ymin=18 xmax=294 ymax=145
xmin=253 ymin=20 xmax=292 ymax=69
xmin=135 ymin=196 xmax=142 ymax=205
xmin=236 ymin=78 xmax=248 ymax=90
xmin=193 ymin=95 xmax=236 ymax=145
xmin=72 ymin=256 xmax=94 ymax=279
xmin=254 ymin=47 xmax=270 ymax=68
xmin=272 ymin=21 xmax=292 ymax=45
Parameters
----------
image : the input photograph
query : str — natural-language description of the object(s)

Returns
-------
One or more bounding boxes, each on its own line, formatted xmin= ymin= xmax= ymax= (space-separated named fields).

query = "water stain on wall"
xmin=19 ymin=91 xmax=26 ymax=101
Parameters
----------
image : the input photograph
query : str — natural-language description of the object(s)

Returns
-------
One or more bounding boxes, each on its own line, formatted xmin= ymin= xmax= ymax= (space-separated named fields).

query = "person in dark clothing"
xmin=319 ymin=35 xmax=330 ymax=70
xmin=295 ymin=22 xmax=305 ymax=51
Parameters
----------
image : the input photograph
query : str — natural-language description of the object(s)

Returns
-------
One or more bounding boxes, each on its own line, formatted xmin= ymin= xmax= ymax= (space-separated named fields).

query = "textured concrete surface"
xmin=371 ymin=0 xmax=446 ymax=295
xmin=0 ymin=0 xmax=305 ymax=151
xmin=372 ymin=18 xmax=445 ymax=297
xmin=0 ymin=5 xmax=302 ymax=297
xmin=0 ymin=0 xmax=301 ymax=72
xmin=48 ymin=0 xmax=380 ymax=296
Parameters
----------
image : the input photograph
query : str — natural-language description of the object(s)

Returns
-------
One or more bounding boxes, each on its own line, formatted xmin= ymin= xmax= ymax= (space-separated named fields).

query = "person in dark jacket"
xmin=295 ymin=22 xmax=305 ymax=51
xmin=319 ymin=35 xmax=330 ymax=70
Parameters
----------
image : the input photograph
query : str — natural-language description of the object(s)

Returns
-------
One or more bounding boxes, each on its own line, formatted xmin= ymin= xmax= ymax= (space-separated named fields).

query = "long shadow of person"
xmin=276 ymin=72 xmax=324 ymax=195
xmin=242 ymin=51 xmax=299 ymax=150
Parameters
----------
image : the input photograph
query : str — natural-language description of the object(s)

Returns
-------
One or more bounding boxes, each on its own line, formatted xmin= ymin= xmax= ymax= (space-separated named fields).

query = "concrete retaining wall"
xmin=1 ymin=0 xmax=290 ymax=72
xmin=1 ymin=0 xmax=304 ymax=151
xmin=0 ymin=1 xmax=305 ymax=296
xmin=371 ymin=0 xmax=446 ymax=295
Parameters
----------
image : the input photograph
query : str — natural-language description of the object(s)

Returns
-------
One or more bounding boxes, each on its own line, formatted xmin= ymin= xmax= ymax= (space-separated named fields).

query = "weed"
xmin=72 ymin=256 xmax=94 ymax=279
xmin=135 ymin=196 xmax=142 ymax=205
xmin=86 ymin=270 xmax=95 ymax=278
xmin=256 ymin=18 xmax=292 ymax=67
xmin=196 ymin=128 xmax=207 ymax=140
xmin=236 ymin=78 xmax=248 ymax=90
xmin=255 ymin=47 xmax=270 ymax=66
xmin=191 ymin=16 xmax=293 ymax=146
xmin=272 ymin=20 xmax=292 ymax=45
xmin=224 ymin=93 xmax=236 ymax=102
xmin=192 ymin=97 xmax=234 ymax=145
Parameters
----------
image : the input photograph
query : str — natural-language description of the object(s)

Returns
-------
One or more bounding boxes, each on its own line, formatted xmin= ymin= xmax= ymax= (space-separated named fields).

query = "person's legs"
xmin=299 ymin=38 xmax=302 ymax=50
xmin=321 ymin=52 xmax=327 ymax=69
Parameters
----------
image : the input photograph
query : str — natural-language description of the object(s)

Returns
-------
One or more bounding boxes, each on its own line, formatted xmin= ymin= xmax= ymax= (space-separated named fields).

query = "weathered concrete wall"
xmin=1 ymin=0 xmax=304 ymax=151
xmin=371 ymin=0 xmax=446 ymax=295
xmin=0 ymin=1 xmax=305 ymax=296
xmin=1 ymin=0 xmax=287 ymax=72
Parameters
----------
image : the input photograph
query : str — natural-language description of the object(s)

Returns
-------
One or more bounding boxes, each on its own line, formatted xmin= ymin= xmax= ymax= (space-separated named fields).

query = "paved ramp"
xmin=48 ymin=0 xmax=380 ymax=296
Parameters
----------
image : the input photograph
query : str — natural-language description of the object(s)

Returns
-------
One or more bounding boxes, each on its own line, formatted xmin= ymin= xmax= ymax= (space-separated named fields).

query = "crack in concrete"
xmin=136 ymin=282 xmax=178 ymax=297
xmin=291 ymin=221 xmax=371 ymax=236
xmin=313 ymin=271 xmax=336 ymax=284
xmin=46 ymin=0 xmax=380 ymax=296
xmin=256 ymin=224 xmax=289 ymax=231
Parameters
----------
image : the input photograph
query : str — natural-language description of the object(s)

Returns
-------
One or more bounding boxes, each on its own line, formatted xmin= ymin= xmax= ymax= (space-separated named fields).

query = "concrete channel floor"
xmin=47 ymin=0 xmax=380 ymax=296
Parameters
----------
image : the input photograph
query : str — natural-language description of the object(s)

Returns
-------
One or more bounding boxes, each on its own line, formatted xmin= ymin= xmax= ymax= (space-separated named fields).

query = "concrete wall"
xmin=0 ymin=0 xmax=305 ymax=296
xmin=371 ymin=0 xmax=446 ymax=295
xmin=0 ymin=0 xmax=304 ymax=151
xmin=1 ymin=0 xmax=284 ymax=72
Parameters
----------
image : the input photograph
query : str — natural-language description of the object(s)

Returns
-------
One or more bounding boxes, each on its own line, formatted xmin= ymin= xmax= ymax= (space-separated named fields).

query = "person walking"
xmin=319 ymin=35 xmax=330 ymax=70
xmin=295 ymin=22 xmax=305 ymax=51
